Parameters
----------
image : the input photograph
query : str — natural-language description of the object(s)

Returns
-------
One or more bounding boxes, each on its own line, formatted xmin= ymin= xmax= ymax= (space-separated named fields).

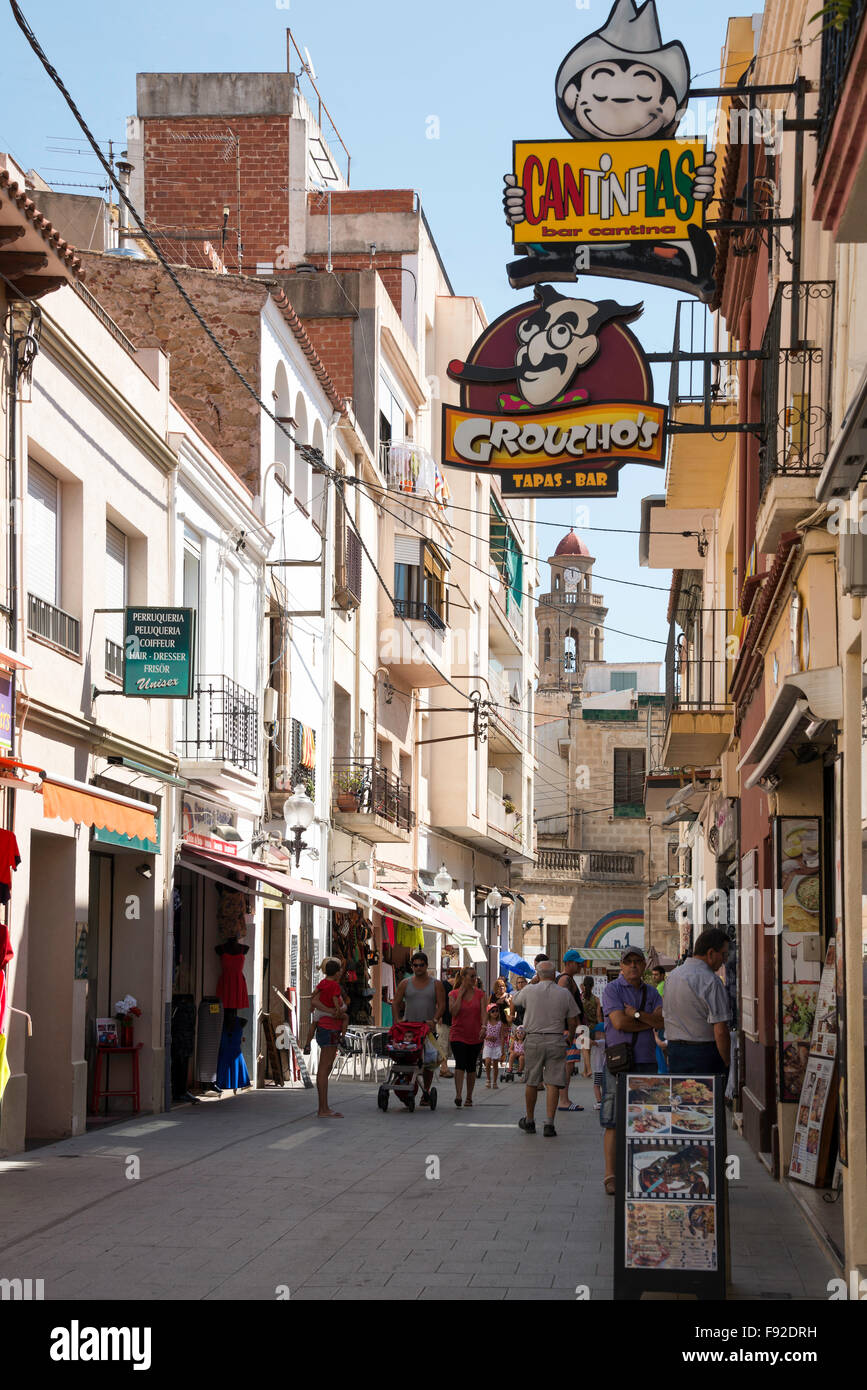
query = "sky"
xmin=0 ymin=0 xmax=758 ymax=664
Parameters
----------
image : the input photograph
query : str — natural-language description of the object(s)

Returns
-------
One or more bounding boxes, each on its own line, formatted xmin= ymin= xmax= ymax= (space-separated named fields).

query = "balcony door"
xmin=26 ymin=459 xmax=60 ymax=607
xmin=182 ymin=535 xmax=201 ymax=748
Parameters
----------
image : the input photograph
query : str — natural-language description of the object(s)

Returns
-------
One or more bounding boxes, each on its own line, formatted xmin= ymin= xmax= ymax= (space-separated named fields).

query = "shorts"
xmin=523 ymin=1034 xmax=568 ymax=1088
xmin=599 ymin=1060 xmax=657 ymax=1130
xmin=315 ymin=1026 xmax=340 ymax=1049
xmin=451 ymin=1040 xmax=482 ymax=1072
xmin=590 ymin=1040 xmax=606 ymax=1074
xmin=593 ymin=1072 xmax=604 ymax=1089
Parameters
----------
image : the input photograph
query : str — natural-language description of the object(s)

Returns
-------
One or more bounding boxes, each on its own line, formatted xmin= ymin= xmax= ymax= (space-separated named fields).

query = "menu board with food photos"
xmin=614 ymin=1074 xmax=727 ymax=1300
xmin=789 ymin=942 xmax=838 ymax=1187
xmin=775 ymin=817 xmax=823 ymax=1103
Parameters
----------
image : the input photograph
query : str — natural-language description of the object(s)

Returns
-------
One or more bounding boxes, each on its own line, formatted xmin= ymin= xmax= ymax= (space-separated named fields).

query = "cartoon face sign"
xmin=515 ymin=292 xmax=619 ymax=406
xmin=561 ymin=59 xmax=681 ymax=141
xmin=554 ymin=0 xmax=690 ymax=142
xmin=447 ymin=285 xmax=643 ymax=411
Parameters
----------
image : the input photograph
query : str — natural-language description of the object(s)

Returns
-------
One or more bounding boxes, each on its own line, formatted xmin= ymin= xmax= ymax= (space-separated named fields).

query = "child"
xmin=590 ymin=1027 xmax=606 ymax=1111
xmin=482 ymin=1001 xmax=509 ymax=1089
xmin=303 ymin=959 xmax=348 ymax=1053
xmin=508 ymin=1023 xmax=525 ymax=1079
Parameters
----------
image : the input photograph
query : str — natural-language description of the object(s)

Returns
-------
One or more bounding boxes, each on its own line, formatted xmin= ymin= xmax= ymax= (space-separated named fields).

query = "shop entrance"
xmin=24 ymin=832 xmax=77 ymax=1142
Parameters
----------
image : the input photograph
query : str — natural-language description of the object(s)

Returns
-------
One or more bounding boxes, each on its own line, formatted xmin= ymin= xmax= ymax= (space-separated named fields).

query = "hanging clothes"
xmin=382 ymin=914 xmax=395 ymax=947
xmin=0 ymin=831 xmax=20 ymax=906
xmin=216 ymin=1017 xmax=251 ymax=1090
xmin=215 ymin=942 xmax=250 ymax=1009
xmin=395 ymin=920 xmax=424 ymax=950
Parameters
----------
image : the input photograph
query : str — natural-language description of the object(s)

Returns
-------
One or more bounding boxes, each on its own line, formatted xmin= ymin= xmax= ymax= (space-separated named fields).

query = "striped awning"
xmin=570 ymin=948 xmax=622 ymax=963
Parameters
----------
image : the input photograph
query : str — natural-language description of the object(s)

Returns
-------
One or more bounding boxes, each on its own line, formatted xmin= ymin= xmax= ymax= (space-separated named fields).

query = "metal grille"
xmin=816 ymin=0 xmax=867 ymax=163
xmin=27 ymin=593 xmax=80 ymax=655
xmin=393 ymin=598 xmax=446 ymax=631
xmin=344 ymin=526 xmax=362 ymax=603
xmin=759 ymin=281 xmax=835 ymax=497
xmin=177 ymin=675 xmax=258 ymax=772
xmin=332 ymin=757 xmax=414 ymax=830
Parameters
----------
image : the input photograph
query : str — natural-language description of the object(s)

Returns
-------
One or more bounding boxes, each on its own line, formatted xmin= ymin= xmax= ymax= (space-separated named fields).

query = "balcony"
xmin=487 ymin=789 xmax=524 ymax=845
xmin=757 ymin=282 xmax=835 ymax=552
xmin=521 ymin=848 xmax=642 ymax=882
xmin=331 ymin=758 xmax=414 ymax=842
xmin=381 ymin=601 xmax=448 ymax=688
xmin=27 ymin=593 xmax=80 ymax=657
xmin=487 ymin=661 xmax=523 ymax=747
xmin=663 ymin=610 xmax=733 ymax=768
xmin=814 ymin=0 xmax=867 ymax=238
xmin=537 ymin=590 xmax=604 ymax=608
xmin=393 ymin=598 xmax=446 ymax=632
xmin=177 ymin=675 xmax=258 ymax=774
xmin=381 ymin=441 xmax=450 ymax=509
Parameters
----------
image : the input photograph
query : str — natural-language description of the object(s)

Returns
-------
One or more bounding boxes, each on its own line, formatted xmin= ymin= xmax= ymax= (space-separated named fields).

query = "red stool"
xmin=90 ymin=1043 xmax=142 ymax=1115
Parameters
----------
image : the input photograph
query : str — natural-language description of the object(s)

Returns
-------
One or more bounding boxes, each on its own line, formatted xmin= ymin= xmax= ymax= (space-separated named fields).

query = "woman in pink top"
xmin=448 ymin=967 xmax=487 ymax=1107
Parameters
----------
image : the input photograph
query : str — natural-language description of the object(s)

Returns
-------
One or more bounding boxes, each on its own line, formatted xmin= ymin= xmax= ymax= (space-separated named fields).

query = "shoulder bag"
xmin=605 ymin=985 xmax=647 ymax=1074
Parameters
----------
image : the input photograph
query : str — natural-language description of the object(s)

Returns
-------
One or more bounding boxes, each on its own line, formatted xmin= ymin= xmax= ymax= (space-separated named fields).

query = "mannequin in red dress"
xmin=215 ymin=937 xmax=249 ymax=1016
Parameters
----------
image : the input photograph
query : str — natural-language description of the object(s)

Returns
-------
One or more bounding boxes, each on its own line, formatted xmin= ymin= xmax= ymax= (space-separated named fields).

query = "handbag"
xmin=605 ymin=985 xmax=647 ymax=1075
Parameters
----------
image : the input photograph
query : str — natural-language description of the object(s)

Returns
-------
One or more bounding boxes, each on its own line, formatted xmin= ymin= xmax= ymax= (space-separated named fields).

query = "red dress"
xmin=216 ymin=949 xmax=249 ymax=1008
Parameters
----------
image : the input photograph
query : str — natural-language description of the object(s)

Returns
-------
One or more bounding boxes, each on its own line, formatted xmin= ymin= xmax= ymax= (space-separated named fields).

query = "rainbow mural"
xmin=584 ymin=909 xmax=644 ymax=952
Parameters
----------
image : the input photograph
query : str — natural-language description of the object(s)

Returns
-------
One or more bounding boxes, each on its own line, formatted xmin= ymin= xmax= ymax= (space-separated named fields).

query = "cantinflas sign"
xmin=504 ymin=0 xmax=716 ymax=301
xmin=443 ymin=285 xmax=666 ymax=497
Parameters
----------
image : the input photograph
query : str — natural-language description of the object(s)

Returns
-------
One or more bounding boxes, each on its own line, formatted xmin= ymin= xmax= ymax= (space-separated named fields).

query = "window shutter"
xmin=105 ymin=522 xmax=127 ymax=647
xmin=345 ymin=526 xmax=362 ymax=603
xmin=394 ymin=535 xmax=422 ymax=567
xmin=26 ymin=460 xmax=59 ymax=605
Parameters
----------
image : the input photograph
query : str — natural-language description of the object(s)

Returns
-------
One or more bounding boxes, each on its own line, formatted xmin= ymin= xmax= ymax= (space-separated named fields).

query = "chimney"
xmin=116 ymin=157 xmax=133 ymax=250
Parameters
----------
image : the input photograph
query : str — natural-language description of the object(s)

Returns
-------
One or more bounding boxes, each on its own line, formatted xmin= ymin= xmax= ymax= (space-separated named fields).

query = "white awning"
xmin=340 ymin=882 xmax=431 ymax=924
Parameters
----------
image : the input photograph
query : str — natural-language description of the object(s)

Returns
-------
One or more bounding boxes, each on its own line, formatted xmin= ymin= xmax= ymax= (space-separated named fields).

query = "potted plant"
xmin=114 ymin=995 xmax=142 ymax=1047
xmin=503 ymin=797 xmax=516 ymax=815
xmin=335 ymin=768 xmax=362 ymax=812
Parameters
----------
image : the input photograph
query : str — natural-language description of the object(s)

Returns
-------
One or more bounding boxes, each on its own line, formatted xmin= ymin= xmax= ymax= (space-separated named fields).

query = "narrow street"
xmin=0 ymin=1075 xmax=836 ymax=1302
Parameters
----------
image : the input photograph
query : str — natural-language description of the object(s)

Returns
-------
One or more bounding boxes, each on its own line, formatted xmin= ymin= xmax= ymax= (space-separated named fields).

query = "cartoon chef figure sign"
xmin=504 ymin=0 xmax=717 ymax=301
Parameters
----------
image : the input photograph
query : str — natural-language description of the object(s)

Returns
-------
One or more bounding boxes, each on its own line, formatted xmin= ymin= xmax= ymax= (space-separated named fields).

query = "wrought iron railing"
xmin=666 ymin=609 xmax=734 ymax=721
xmin=27 ymin=593 xmax=80 ymax=655
xmin=393 ymin=598 xmax=446 ymax=631
xmin=177 ymin=675 xmax=258 ymax=773
xmin=759 ymin=281 xmax=835 ymax=497
xmin=816 ymin=0 xmax=867 ymax=164
xmin=332 ymin=758 xmax=414 ymax=830
xmin=105 ymin=639 xmax=123 ymax=680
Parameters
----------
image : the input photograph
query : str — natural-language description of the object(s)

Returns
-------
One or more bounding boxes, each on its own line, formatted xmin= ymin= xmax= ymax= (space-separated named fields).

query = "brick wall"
xmin=305 ymin=251 xmax=403 ymax=318
xmin=142 ymin=115 xmax=290 ymax=274
xmin=298 ymin=315 xmax=355 ymax=402
xmin=78 ymin=252 xmax=268 ymax=488
xmin=308 ymin=190 xmax=414 ymax=216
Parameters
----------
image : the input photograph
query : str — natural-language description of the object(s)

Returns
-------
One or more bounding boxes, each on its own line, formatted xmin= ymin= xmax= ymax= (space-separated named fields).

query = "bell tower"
xmin=536 ymin=529 xmax=608 ymax=693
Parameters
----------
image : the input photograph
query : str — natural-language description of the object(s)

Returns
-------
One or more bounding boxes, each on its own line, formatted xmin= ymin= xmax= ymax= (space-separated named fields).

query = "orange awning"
xmin=41 ymin=777 xmax=157 ymax=840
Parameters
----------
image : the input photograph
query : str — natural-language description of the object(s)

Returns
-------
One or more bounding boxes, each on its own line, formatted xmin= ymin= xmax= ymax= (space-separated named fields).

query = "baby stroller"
xmin=377 ymin=1020 xmax=437 ymax=1113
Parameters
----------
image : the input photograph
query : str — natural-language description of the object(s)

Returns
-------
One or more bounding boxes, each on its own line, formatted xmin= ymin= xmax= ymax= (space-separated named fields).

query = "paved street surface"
xmin=0 ymin=1073 xmax=835 ymax=1301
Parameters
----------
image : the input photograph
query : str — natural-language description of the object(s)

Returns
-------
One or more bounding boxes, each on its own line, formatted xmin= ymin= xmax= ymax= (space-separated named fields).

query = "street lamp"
xmin=523 ymin=898 xmax=546 ymax=934
xmin=485 ymin=886 xmax=503 ymax=913
xmin=433 ymin=863 xmax=453 ymax=906
xmin=284 ymin=783 xmax=315 ymax=867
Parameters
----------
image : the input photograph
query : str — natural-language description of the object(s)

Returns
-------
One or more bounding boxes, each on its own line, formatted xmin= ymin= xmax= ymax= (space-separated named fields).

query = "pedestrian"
xmin=508 ymin=1021 xmax=526 ymax=1078
xmin=510 ymin=975 xmax=528 ymax=1024
xmin=303 ymin=957 xmax=348 ymax=1053
xmin=600 ymin=948 xmax=664 ymax=1192
xmin=556 ymin=948 xmax=586 ymax=1112
xmin=517 ymin=960 xmax=580 ymax=1137
xmin=650 ymin=965 xmax=668 ymax=1073
xmin=448 ymin=966 xmax=487 ymax=1107
xmin=581 ymin=976 xmax=601 ymax=1080
xmin=662 ymin=929 xmax=731 ymax=1076
xmin=438 ymin=966 xmax=456 ymax=1079
xmin=529 ymin=953 xmax=550 ymax=983
xmin=392 ymin=952 xmax=445 ymax=1107
xmin=482 ymin=1001 xmax=509 ymax=1088
xmin=311 ymin=961 xmax=349 ymax=1119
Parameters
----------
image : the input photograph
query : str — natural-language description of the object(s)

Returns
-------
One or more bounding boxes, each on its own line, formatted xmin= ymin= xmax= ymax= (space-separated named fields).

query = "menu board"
xmin=789 ymin=942 xmax=838 ymax=1187
xmin=775 ymin=817 xmax=822 ymax=1102
xmin=615 ymin=1074 xmax=726 ymax=1298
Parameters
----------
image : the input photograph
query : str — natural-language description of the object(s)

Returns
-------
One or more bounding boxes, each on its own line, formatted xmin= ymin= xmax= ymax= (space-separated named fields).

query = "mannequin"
xmin=215 ymin=927 xmax=250 ymax=1011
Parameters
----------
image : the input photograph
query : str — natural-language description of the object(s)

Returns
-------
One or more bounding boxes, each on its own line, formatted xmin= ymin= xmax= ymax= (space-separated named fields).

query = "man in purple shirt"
xmin=599 ymin=947 xmax=664 ymax=1194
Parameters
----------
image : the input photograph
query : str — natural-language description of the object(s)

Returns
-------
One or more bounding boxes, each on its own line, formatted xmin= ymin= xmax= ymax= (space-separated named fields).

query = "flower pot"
xmin=336 ymin=793 xmax=357 ymax=812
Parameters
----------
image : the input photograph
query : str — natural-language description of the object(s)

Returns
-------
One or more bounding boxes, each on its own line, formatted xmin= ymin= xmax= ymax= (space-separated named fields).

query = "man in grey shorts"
xmin=517 ymin=960 xmax=580 ymax=1137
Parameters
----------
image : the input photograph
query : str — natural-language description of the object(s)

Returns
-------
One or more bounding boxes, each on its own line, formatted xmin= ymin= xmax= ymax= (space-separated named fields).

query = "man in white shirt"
xmin=663 ymin=929 xmax=731 ymax=1075
xmin=517 ymin=961 xmax=580 ymax=1137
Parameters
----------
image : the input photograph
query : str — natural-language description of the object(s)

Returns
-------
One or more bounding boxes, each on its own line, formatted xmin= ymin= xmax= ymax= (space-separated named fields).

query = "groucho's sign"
xmin=504 ymin=0 xmax=716 ymax=301
xmin=442 ymin=286 xmax=666 ymax=498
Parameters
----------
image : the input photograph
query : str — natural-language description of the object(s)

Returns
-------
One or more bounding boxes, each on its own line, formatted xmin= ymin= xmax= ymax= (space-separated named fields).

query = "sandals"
xmin=454 ymin=1096 xmax=463 ymax=1107
xmin=557 ymin=1103 xmax=584 ymax=1112
xmin=464 ymin=1099 xmax=473 ymax=1107
xmin=604 ymin=1175 xmax=616 ymax=1195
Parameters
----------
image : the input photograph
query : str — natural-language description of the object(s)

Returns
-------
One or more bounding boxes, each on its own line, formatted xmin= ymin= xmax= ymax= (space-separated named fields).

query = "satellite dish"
xmin=303 ymin=46 xmax=317 ymax=80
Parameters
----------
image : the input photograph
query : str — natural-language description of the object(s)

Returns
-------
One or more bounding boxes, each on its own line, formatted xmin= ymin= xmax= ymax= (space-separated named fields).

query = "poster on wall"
xmin=789 ymin=942 xmax=838 ymax=1187
xmin=775 ymin=817 xmax=822 ymax=1103
xmin=443 ymin=289 xmax=666 ymax=499
xmin=615 ymin=1074 xmax=726 ymax=1297
xmin=503 ymin=0 xmax=717 ymax=301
